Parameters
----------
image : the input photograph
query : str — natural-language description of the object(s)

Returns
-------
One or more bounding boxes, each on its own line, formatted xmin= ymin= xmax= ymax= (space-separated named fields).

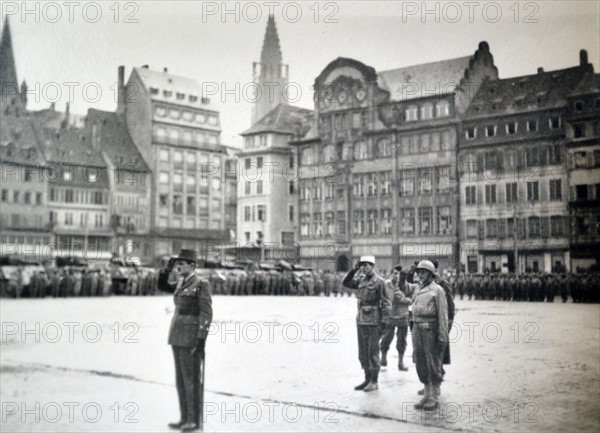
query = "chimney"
xmin=537 ymin=67 xmax=544 ymax=74
xmin=163 ymin=67 xmax=168 ymax=73
xmin=117 ymin=66 xmax=125 ymax=115
xmin=580 ymin=49 xmax=588 ymax=66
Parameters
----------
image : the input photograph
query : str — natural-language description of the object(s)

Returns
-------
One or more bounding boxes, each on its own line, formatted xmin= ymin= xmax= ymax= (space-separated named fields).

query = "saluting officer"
xmin=158 ymin=249 xmax=213 ymax=432
xmin=343 ymin=256 xmax=391 ymax=392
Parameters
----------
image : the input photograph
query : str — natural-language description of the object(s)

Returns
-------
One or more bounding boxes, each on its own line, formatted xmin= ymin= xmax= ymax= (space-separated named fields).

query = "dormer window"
xmin=574 ymin=101 xmax=584 ymax=111
xmin=176 ymin=93 xmax=185 ymax=100
xmin=465 ymin=127 xmax=477 ymax=139
xmin=485 ymin=125 xmax=496 ymax=137
xmin=201 ymin=97 xmax=210 ymax=104
xmin=150 ymin=87 xmax=159 ymax=95
xmin=527 ymin=120 xmax=538 ymax=132
xmin=405 ymin=106 xmax=418 ymax=121
xmin=163 ymin=90 xmax=173 ymax=97
xmin=549 ymin=117 xmax=561 ymax=129
xmin=189 ymin=95 xmax=198 ymax=103
xmin=506 ymin=122 xmax=518 ymax=135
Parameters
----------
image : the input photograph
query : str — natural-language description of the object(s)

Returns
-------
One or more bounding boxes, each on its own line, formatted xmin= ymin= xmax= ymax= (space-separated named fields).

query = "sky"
xmin=2 ymin=1 xmax=599 ymax=147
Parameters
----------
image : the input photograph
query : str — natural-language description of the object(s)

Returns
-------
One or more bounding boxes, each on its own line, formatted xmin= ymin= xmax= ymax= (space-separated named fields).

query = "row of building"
xmin=1 ymin=17 xmax=599 ymax=273
xmin=235 ymin=18 xmax=599 ymax=274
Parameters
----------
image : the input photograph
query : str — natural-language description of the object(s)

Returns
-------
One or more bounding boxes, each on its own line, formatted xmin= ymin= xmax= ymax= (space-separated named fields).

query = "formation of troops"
xmin=451 ymin=272 xmax=600 ymax=303
xmin=1 ymin=261 xmax=599 ymax=303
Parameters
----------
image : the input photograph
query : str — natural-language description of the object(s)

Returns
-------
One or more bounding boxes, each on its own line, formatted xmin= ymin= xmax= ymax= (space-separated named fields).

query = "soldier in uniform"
xmin=410 ymin=260 xmax=448 ymax=411
xmin=158 ymin=249 xmax=213 ymax=432
xmin=343 ymin=256 xmax=391 ymax=392
xmin=380 ymin=264 xmax=413 ymax=371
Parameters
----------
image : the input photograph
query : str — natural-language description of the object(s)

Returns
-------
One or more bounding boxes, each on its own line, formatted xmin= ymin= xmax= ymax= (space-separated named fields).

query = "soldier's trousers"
xmin=357 ymin=325 xmax=381 ymax=377
xmin=412 ymin=322 xmax=445 ymax=385
xmin=172 ymin=346 xmax=201 ymax=424
xmin=379 ymin=322 xmax=408 ymax=358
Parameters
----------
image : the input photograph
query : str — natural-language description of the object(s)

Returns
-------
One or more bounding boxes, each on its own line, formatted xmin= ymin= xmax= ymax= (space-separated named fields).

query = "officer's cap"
xmin=393 ymin=264 xmax=403 ymax=272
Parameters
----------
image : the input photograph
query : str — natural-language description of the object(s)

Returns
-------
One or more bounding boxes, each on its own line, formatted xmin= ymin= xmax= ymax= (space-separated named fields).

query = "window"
xmin=576 ymin=216 xmax=590 ymax=235
xmin=419 ymin=207 xmax=432 ymax=235
xmin=36 ymin=193 xmax=42 ymax=205
xmin=420 ymin=104 xmax=433 ymax=120
xmin=244 ymin=206 xmax=251 ymax=222
xmin=289 ymin=181 xmax=295 ymax=195
xmin=485 ymin=184 xmax=496 ymax=204
xmin=1 ymin=189 xmax=7 ymax=202
xmin=173 ymin=151 xmax=183 ymax=167
xmin=256 ymin=157 xmax=263 ymax=168
xmin=526 ymin=120 xmax=538 ymax=132
xmin=257 ymin=205 xmax=266 ymax=222
xmin=574 ymin=101 xmax=584 ymax=111
xmin=465 ymin=186 xmax=476 ymax=205
xmin=208 ymin=115 xmax=218 ymax=126
xmin=549 ymin=179 xmax=562 ymax=201
xmin=63 ymin=171 xmax=71 ymax=181
xmin=313 ymin=184 xmax=322 ymax=200
xmin=400 ymin=209 xmax=415 ymax=235
xmin=506 ymin=183 xmax=518 ymax=203
xmin=353 ymin=210 xmax=364 ymax=236
xmin=24 ymin=192 xmax=31 ymax=204
xmin=526 ymin=147 xmax=540 ymax=166
xmin=465 ymin=127 xmax=476 ymax=139
xmin=486 ymin=219 xmax=498 ymax=238
xmin=595 ymin=150 xmax=600 ymax=167
xmin=400 ymin=170 xmax=415 ymax=196
xmin=65 ymin=213 xmax=73 ymax=226
xmin=65 ymin=190 xmax=74 ymax=203
xmin=506 ymin=122 xmax=517 ymax=134
xmin=324 ymin=183 xmax=335 ymax=199
xmin=337 ymin=211 xmax=346 ymax=235
xmin=245 ymin=182 xmax=251 ymax=195
xmin=94 ymin=214 xmax=103 ymax=228
xmin=159 ymin=194 xmax=168 ymax=207
xmin=436 ymin=101 xmax=450 ymax=117
xmin=575 ymin=184 xmax=589 ymax=201
xmin=256 ymin=180 xmax=263 ymax=195
xmin=377 ymin=139 xmax=392 ymax=158
xmin=437 ymin=207 xmax=451 ymax=234
xmin=163 ymin=90 xmax=173 ymax=98
xmin=187 ymin=196 xmax=196 ymax=215
xmin=549 ymin=116 xmax=561 ymax=129
xmin=367 ymin=210 xmax=378 ymax=235
xmin=281 ymin=232 xmax=294 ymax=244
xmin=419 ymin=169 xmax=433 ymax=194
xmin=380 ymin=172 xmax=391 ymax=196
xmin=547 ymin=144 xmax=562 ymax=165
xmin=169 ymin=109 xmax=180 ymax=119
xmin=367 ymin=174 xmax=378 ymax=197
xmin=527 ymin=181 xmax=539 ymax=202
xmin=353 ymin=175 xmax=365 ymax=198
xmin=172 ymin=195 xmax=183 ymax=214
xmin=573 ymin=124 xmax=585 ymax=138
xmin=528 ymin=217 xmax=541 ymax=237
xmin=551 ymin=216 xmax=563 ymax=236
xmin=353 ymin=142 xmax=369 ymax=160
xmin=405 ymin=106 xmax=418 ymax=121
xmin=313 ymin=213 xmax=322 ymax=237
xmin=289 ymin=205 xmax=294 ymax=222
xmin=381 ymin=209 xmax=392 ymax=235
xmin=159 ymin=172 xmax=169 ymax=184
xmin=300 ymin=214 xmax=310 ymax=237
xmin=574 ymin=151 xmax=587 ymax=168
xmin=485 ymin=124 xmax=496 ymax=137
xmin=302 ymin=148 xmax=314 ymax=165
xmin=173 ymin=174 xmax=183 ymax=192
xmin=483 ymin=151 xmax=497 ymax=170
xmin=466 ymin=219 xmax=478 ymax=239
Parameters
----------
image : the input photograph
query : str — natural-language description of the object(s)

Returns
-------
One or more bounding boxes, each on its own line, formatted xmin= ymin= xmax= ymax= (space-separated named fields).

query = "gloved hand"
xmin=166 ymin=257 xmax=176 ymax=273
xmin=353 ymin=259 xmax=361 ymax=271
xmin=191 ymin=338 xmax=205 ymax=356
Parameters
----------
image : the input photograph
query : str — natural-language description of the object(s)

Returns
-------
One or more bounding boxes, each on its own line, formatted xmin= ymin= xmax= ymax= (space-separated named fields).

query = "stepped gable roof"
xmin=0 ymin=114 xmax=44 ymax=165
xmin=466 ymin=65 xmax=593 ymax=117
xmin=241 ymin=103 xmax=313 ymax=136
xmin=377 ymin=56 xmax=472 ymax=101
xmin=86 ymin=109 xmax=150 ymax=172
xmin=132 ymin=66 xmax=218 ymax=112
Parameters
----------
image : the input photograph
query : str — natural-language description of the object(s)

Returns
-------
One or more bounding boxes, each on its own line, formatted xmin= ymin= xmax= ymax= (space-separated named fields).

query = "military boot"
xmin=398 ymin=352 xmax=408 ymax=371
xmin=364 ymin=372 xmax=378 ymax=392
xmin=354 ymin=371 xmax=371 ymax=391
xmin=423 ymin=382 xmax=440 ymax=411
xmin=381 ymin=351 xmax=388 ymax=367
xmin=167 ymin=421 xmax=185 ymax=430
xmin=414 ymin=384 xmax=430 ymax=409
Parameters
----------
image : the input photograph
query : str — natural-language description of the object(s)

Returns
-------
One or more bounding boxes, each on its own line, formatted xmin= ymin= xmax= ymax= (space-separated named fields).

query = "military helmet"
xmin=416 ymin=260 xmax=437 ymax=276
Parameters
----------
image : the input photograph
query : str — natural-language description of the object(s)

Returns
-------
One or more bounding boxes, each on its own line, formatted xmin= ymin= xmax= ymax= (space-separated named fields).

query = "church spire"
xmin=261 ymin=14 xmax=282 ymax=67
xmin=252 ymin=15 xmax=289 ymax=124
xmin=0 ymin=17 xmax=19 ymax=92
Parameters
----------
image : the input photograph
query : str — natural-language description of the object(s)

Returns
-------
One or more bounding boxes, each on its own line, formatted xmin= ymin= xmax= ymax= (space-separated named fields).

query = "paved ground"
xmin=1 ymin=295 xmax=599 ymax=432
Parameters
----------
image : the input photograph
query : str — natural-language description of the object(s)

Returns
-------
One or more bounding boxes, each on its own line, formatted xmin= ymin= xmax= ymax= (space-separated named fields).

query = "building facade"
xmin=458 ymin=51 xmax=594 ymax=273
xmin=292 ymin=42 xmax=498 ymax=271
xmin=122 ymin=66 xmax=229 ymax=259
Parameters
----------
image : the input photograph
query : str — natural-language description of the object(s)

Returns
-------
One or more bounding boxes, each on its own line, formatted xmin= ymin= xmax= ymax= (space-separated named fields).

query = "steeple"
xmin=252 ymin=15 xmax=289 ymax=124
xmin=1 ymin=18 xmax=24 ymax=113
xmin=261 ymin=14 xmax=282 ymax=66
xmin=0 ymin=18 xmax=18 ymax=94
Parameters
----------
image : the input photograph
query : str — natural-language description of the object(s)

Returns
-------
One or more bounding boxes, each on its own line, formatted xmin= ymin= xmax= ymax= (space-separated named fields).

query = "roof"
xmin=132 ymin=66 xmax=218 ymax=111
xmin=466 ymin=64 xmax=593 ymax=117
xmin=377 ymin=56 xmax=472 ymax=101
xmin=86 ymin=109 xmax=150 ymax=172
xmin=241 ymin=103 xmax=313 ymax=136
xmin=0 ymin=113 xmax=45 ymax=165
xmin=34 ymin=124 xmax=106 ymax=166
xmin=570 ymin=72 xmax=600 ymax=97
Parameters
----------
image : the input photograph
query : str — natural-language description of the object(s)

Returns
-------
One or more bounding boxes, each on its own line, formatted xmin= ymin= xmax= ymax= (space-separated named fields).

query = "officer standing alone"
xmin=343 ymin=256 xmax=391 ymax=392
xmin=158 ymin=249 xmax=213 ymax=432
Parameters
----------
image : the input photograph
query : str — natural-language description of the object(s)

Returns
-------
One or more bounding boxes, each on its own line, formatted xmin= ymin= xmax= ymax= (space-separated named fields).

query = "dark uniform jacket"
xmin=158 ymin=270 xmax=213 ymax=347
xmin=343 ymin=269 xmax=391 ymax=326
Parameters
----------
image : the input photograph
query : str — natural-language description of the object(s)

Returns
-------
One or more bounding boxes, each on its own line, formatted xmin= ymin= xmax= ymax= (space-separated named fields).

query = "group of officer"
xmin=452 ymin=272 xmax=600 ymax=303
xmin=342 ymin=256 xmax=454 ymax=412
